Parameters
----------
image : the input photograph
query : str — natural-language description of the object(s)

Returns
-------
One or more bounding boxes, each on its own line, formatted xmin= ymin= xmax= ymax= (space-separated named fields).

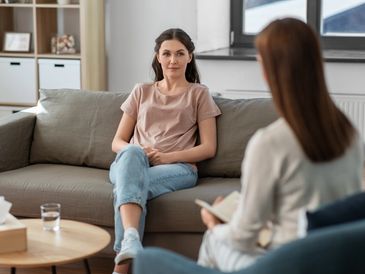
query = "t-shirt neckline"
xmin=154 ymin=82 xmax=192 ymax=97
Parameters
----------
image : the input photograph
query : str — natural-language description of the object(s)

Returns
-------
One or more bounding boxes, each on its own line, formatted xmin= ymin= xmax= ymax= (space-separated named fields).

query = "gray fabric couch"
xmin=0 ymin=89 xmax=278 ymax=258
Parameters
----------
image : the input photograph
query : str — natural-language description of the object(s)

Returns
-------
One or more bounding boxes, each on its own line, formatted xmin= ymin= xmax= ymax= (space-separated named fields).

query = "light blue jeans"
xmin=109 ymin=144 xmax=198 ymax=252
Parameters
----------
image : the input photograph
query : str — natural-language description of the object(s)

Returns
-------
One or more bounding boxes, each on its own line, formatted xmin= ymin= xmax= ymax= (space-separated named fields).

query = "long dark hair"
xmin=255 ymin=18 xmax=355 ymax=162
xmin=152 ymin=28 xmax=200 ymax=83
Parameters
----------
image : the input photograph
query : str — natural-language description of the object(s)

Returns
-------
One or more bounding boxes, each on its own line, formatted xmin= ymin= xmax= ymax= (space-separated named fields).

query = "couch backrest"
xmin=30 ymin=90 xmax=278 ymax=175
xmin=197 ymin=97 xmax=278 ymax=178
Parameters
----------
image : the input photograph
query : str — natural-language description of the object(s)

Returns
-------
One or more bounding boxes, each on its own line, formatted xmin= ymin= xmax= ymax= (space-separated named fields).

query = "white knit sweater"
xmin=213 ymin=118 xmax=364 ymax=252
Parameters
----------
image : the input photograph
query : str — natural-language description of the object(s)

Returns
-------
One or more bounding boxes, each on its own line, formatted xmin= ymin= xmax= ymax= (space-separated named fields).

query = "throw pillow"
xmin=197 ymin=97 xmax=278 ymax=178
xmin=30 ymin=89 xmax=129 ymax=169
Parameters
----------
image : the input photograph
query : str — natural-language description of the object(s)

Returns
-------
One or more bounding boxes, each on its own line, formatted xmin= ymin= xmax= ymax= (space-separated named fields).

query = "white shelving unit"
xmin=0 ymin=0 xmax=105 ymax=107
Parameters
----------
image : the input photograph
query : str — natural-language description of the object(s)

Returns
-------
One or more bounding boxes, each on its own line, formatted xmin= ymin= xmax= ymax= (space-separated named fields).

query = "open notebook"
xmin=195 ymin=191 xmax=240 ymax=223
xmin=195 ymin=191 xmax=272 ymax=248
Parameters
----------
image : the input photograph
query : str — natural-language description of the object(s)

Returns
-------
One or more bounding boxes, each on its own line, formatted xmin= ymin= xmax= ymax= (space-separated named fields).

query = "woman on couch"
xmin=109 ymin=28 xmax=221 ymax=274
xmin=134 ymin=18 xmax=364 ymax=274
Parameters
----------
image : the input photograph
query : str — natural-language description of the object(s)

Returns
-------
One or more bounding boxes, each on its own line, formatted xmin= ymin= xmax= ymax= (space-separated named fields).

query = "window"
xmin=231 ymin=0 xmax=365 ymax=50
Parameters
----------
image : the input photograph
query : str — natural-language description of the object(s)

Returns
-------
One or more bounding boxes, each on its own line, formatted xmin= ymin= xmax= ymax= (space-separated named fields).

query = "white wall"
xmin=106 ymin=0 xmax=197 ymax=92
xmin=105 ymin=0 xmax=365 ymax=95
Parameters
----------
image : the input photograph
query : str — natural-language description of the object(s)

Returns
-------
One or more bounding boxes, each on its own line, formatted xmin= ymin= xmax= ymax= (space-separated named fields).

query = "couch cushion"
xmin=197 ymin=97 xmax=278 ymax=178
xmin=30 ymin=89 xmax=129 ymax=169
xmin=0 ymin=164 xmax=114 ymax=226
xmin=146 ymin=177 xmax=241 ymax=232
xmin=0 ymin=164 xmax=240 ymax=232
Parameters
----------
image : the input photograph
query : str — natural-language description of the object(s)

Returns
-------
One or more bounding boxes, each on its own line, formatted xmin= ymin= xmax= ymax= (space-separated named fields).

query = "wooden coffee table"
xmin=0 ymin=219 xmax=110 ymax=274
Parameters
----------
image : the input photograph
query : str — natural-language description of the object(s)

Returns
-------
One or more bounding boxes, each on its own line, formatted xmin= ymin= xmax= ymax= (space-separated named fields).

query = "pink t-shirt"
xmin=121 ymin=82 xmax=221 ymax=153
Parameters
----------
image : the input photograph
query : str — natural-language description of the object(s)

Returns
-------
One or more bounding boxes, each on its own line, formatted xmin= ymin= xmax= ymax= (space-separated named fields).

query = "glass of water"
xmin=40 ymin=203 xmax=61 ymax=231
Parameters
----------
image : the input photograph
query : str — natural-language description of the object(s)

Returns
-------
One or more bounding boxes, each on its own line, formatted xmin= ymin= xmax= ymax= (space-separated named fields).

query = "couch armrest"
xmin=0 ymin=112 xmax=36 ymax=172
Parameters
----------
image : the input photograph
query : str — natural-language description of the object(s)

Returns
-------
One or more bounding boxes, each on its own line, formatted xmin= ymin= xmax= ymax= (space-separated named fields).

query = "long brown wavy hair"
xmin=152 ymin=28 xmax=200 ymax=83
xmin=255 ymin=18 xmax=355 ymax=162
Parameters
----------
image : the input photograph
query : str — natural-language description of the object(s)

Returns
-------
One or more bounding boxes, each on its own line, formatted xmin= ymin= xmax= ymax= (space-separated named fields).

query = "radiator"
xmin=332 ymin=93 xmax=365 ymax=143
xmin=221 ymin=90 xmax=365 ymax=142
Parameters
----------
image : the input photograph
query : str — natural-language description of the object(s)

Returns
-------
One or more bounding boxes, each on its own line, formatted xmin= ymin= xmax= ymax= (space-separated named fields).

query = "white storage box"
xmin=38 ymin=59 xmax=81 ymax=89
xmin=0 ymin=58 xmax=37 ymax=105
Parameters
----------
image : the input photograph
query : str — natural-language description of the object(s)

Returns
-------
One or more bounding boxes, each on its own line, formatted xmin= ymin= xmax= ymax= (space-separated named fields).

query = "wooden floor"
xmin=0 ymin=257 xmax=114 ymax=274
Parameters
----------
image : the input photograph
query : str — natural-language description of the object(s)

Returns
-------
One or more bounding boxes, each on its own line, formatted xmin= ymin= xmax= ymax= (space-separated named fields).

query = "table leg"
xmin=51 ymin=265 xmax=57 ymax=274
xmin=83 ymin=259 xmax=91 ymax=274
xmin=10 ymin=267 xmax=16 ymax=274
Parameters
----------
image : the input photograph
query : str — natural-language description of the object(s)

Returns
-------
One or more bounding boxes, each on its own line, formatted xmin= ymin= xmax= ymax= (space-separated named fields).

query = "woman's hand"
xmin=145 ymin=147 xmax=173 ymax=165
xmin=143 ymin=146 xmax=153 ymax=155
xmin=201 ymin=196 xmax=224 ymax=229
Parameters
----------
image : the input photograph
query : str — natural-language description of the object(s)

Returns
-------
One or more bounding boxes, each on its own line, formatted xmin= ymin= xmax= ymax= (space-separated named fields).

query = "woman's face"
xmin=157 ymin=39 xmax=192 ymax=80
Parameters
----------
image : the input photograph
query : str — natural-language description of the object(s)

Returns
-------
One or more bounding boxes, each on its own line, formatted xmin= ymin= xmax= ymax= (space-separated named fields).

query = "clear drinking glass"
xmin=40 ymin=203 xmax=61 ymax=231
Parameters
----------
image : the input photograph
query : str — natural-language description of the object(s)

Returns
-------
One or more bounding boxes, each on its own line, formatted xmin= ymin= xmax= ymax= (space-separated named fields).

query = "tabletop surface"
xmin=0 ymin=219 xmax=110 ymax=268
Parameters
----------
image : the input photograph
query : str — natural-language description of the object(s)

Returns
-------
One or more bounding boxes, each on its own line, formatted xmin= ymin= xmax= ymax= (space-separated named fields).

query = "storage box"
xmin=0 ymin=214 xmax=27 ymax=253
xmin=38 ymin=59 xmax=81 ymax=89
xmin=0 ymin=57 xmax=37 ymax=105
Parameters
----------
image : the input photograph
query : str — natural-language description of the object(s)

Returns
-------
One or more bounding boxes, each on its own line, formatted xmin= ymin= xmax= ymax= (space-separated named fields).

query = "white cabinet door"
xmin=38 ymin=59 xmax=81 ymax=89
xmin=0 ymin=58 xmax=37 ymax=105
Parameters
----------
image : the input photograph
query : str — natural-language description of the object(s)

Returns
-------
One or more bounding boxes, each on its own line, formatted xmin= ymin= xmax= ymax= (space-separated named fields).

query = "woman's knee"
xmin=115 ymin=144 xmax=146 ymax=163
xmin=122 ymin=144 xmax=144 ymax=155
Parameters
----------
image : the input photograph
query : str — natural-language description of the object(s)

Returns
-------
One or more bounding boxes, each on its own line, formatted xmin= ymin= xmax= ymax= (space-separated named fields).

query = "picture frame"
xmin=3 ymin=32 xmax=31 ymax=52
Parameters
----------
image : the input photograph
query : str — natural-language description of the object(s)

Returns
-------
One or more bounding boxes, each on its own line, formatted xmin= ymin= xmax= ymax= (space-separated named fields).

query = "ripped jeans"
xmin=109 ymin=144 xmax=198 ymax=252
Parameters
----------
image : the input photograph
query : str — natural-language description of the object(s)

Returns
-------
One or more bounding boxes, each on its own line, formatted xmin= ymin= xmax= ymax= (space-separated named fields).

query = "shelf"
xmin=36 ymin=4 xmax=79 ymax=8
xmin=0 ymin=105 xmax=29 ymax=111
xmin=0 ymin=52 xmax=35 ymax=57
xmin=0 ymin=102 xmax=34 ymax=107
xmin=0 ymin=4 xmax=33 ymax=8
xmin=0 ymin=3 xmax=80 ymax=8
xmin=0 ymin=0 xmax=106 ymax=107
xmin=36 ymin=8 xmax=80 ymax=55
xmin=37 ymin=53 xmax=80 ymax=59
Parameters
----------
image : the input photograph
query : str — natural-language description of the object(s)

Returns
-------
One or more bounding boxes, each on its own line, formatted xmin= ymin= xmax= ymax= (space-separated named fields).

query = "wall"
xmin=105 ymin=0 xmax=197 ymax=92
xmin=105 ymin=0 xmax=365 ymax=95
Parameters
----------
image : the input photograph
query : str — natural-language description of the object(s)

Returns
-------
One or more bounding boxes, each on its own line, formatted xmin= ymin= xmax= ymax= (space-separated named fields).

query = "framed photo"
xmin=3 ymin=32 xmax=31 ymax=52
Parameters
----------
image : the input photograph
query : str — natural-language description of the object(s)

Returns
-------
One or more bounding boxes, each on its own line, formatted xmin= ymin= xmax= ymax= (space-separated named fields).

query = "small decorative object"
xmin=3 ymin=32 xmax=31 ymax=52
xmin=0 ymin=196 xmax=12 ymax=224
xmin=51 ymin=34 xmax=76 ymax=54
